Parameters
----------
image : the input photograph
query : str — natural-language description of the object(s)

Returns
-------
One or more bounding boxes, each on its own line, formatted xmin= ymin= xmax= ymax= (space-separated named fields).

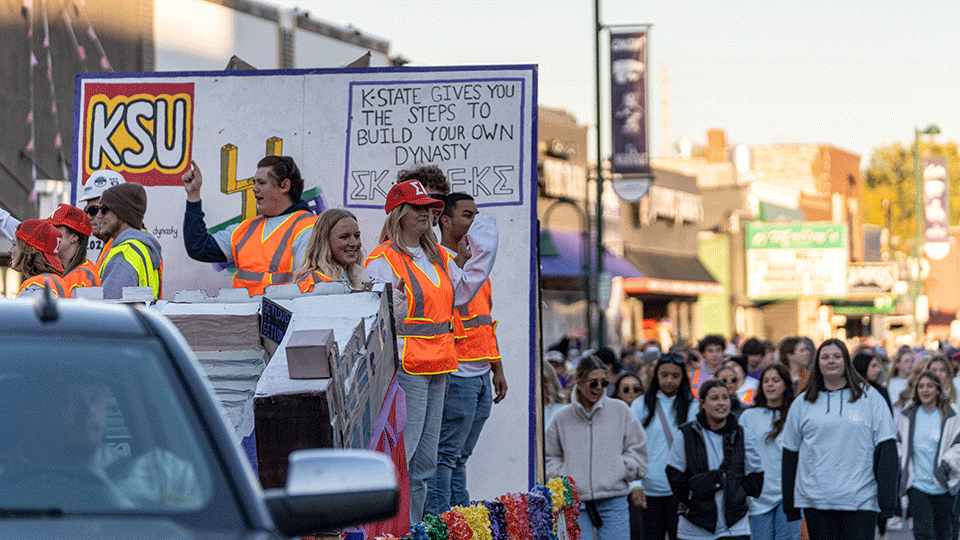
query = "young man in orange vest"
xmin=690 ymin=334 xmax=727 ymax=400
xmin=181 ymin=156 xmax=315 ymax=295
xmin=425 ymin=192 xmax=507 ymax=515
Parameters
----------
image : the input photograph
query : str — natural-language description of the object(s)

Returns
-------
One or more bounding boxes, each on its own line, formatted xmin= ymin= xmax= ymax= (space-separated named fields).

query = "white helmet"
xmin=78 ymin=170 xmax=126 ymax=202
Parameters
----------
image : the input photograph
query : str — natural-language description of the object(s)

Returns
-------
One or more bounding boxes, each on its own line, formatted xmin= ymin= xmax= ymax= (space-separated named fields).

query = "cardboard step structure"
xmin=155 ymin=283 xmax=397 ymax=489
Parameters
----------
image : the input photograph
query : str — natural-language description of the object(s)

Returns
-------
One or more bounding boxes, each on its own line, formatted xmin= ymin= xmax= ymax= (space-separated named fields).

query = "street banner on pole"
xmin=923 ymin=157 xmax=950 ymax=260
xmin=609 ymin=30 xmax=650 ymax=177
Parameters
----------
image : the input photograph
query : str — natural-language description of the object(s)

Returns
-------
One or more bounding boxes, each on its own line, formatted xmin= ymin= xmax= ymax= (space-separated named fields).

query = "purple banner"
xmin=924 ymin=157 xmax=949 ymax=243
xmin=609 ymin=30 xmax=650 ymax=176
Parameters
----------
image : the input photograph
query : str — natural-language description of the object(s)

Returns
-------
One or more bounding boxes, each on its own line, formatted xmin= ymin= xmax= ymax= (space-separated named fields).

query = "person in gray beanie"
xmin=98 ymin=183 xmax=162 ymax=299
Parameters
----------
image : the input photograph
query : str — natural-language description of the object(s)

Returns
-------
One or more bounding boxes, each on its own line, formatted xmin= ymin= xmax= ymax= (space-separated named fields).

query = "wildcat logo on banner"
xmin=81 ymin=82 xmax=194 ymax=186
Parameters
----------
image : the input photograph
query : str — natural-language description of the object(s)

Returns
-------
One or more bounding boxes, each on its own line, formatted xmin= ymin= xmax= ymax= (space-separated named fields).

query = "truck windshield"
xmin=0 ymin=336 xmax=240 ymax=526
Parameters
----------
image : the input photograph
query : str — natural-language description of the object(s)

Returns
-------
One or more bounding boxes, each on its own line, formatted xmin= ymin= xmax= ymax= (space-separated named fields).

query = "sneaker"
xmin=886 ymin=516 xmax=903 ymax=530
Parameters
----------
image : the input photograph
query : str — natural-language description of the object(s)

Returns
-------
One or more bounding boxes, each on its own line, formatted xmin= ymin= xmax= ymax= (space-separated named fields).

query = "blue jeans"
xmin=425 ymin=371 xmax=493 ymax=514
xmin=749 ymin=501 xmax=801 ymax=540
xmin=397 ymin=370 xmax=447 ymax=524
xmin=578 ymin=496 xmax=630 ymax=540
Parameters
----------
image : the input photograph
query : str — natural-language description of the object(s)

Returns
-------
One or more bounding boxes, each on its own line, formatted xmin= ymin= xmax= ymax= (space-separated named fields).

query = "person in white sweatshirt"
xmin=739 ymin=363 xmax=800 ymax=540
xmin=896 ymin=371 xmax=960 ymax=540
xmin=631 ymin=352 xmax=698 ymax=540
xmin=782 ymin=338 xmax=898 ymax=540
xmin=546 ymin=355 xmax=648 ymax=540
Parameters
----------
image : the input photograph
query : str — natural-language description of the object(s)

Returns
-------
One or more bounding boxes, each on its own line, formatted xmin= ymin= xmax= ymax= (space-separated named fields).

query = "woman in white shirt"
xmin=782 ymin=338 xmax=898 ymax=540
xmin=631 ymin=352 xmax=697 ymax=540
xmin=739 ymin=363 xmax=800 ymax=540
xmin=897 ymin=371 xmax=960 ymax=540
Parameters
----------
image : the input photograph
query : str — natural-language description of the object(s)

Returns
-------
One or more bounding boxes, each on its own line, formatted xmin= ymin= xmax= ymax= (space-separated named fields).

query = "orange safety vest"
xmin=230 ymin=210 xmax=315 ymax=295
xmin=296 ymin=269 xmax=334 ymax=293
xmin=63 ymin=259 xmax=101 ymax=294
xmin=17 ymin=273 xmax=70 ymax=298
xmin=453 ymin=277 xmax=500 ymax=363
xmin=365 ymin=241 xmax=456 ymax=375
xmin=690 ymin=368 xmax=712 ymax=400
xmin=95 ymin=237 xmax=114 ymax=271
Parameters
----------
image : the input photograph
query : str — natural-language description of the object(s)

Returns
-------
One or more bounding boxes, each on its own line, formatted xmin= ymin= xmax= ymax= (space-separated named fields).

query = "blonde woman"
xmin=294 ymin=208 xmax=370 ymax=292
xmin=364 ymin=179 xmax=497 ymax=524
xmin=897 ymin=371 xmax=960 ymax=540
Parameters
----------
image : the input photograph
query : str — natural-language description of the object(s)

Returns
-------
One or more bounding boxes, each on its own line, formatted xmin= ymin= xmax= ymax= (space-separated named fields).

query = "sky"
xmin=277 ymin=0 xmax=959 ymax=165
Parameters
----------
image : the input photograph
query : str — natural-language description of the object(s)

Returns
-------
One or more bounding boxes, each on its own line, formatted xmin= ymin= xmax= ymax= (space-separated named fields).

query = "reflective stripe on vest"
xmin=100 ymin=239 xmax=160 ymax=298
xmin=460 ymin=314 xmax=494 ymax=329
xmin=691 ymin=370 xmax=702 ymax=400
xmin=64 ymin=260 xmax=101 ymax=293
xmin=389 ymin=244 xmax=453 ymax=338
xmin=231 ymin=210 xmax=315 ymax=294
xmin=17 ymin=274 xmax=68 ymax=298
xmin=296 ymin=270 xmax=333 ymax=293
xmin=453 ymin=278 xmax=500 ymax=362
xmin=365 ymin=241 xmax=456 ymax=375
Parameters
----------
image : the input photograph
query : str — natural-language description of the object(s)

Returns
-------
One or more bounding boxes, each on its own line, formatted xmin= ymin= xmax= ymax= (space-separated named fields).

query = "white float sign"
xmin=72 ymin=65 xmax=538 ymax=499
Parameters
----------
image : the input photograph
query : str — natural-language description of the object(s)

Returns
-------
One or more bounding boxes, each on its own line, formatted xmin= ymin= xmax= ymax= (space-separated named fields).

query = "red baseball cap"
xmin=47 ymin=203 xmax=92 ymax=237
xmin=384 ymin=180 xmax=445 ymax=214
xmin=16 ymin=219 xmax=64 ymax=275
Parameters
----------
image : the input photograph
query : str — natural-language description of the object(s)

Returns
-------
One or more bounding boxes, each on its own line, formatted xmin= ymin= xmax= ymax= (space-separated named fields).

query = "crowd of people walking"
xmin=544 ymin=333 xmax=960 ymax=540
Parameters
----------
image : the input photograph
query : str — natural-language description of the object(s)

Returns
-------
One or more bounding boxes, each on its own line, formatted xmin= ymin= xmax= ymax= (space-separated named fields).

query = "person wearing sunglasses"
xmin=397 ymin=164 xmax=449 ymax=228
xmin=77 ymin=169 xmax=127 ymax=272
xmin=613 ymin=373 xmax=643 ymax=407
xmin=715 ymin=364 xmax=747 ymax=419
xmin=546 ymin=355 xmax=648 ymax=540
xmin=631 ymin=353 xmax=697 ymax=540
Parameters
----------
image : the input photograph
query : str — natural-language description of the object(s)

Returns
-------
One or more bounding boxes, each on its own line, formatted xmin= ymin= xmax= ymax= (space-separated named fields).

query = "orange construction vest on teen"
xmin=230 ymin=210 xmax=315 ymax=295
xmin=452 ymin=277 xmax=500 ymax=363
xmin=17 ymin=274 xmax=70 ymax=298
xmin=296 ymin=270 xmax=334 ymax=293
xmin=63 ymin=259 xmax=101 ymax=294
xmin=690 ymin=369 xmax=711 ymax=400
xmin=364 ymin=241 xmax=456 ymax=375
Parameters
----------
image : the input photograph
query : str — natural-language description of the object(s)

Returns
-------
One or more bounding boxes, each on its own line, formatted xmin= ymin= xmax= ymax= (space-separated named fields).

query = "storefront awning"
xmin=540 ymin=229 xmax=645 ymax=278
xmin=622 ymin=251 xmax=724 ymax=296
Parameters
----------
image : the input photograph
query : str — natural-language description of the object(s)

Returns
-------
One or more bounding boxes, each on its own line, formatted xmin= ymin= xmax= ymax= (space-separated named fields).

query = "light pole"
xmin=912 ymin=124 xmax=940 ymax=337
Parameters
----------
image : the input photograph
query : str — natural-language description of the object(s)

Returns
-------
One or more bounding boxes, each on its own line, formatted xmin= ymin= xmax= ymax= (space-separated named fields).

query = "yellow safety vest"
xmin=100 ymin=238 xmax=162 ymax=298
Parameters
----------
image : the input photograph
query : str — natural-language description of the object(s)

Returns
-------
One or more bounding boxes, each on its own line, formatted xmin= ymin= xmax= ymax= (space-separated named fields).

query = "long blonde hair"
xmin=378 ymin=203 xmax=441 ymax=264
xmin=294 ymin=209 xmax=366 ymax=289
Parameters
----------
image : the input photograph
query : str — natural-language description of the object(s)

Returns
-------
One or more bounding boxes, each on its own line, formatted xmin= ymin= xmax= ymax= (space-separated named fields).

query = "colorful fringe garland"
xmin=378 ymin=476 xmax=580 ymax=540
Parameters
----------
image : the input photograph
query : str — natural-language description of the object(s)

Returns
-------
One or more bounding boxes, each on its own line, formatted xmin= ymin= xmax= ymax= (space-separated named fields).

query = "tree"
xmin=863 ymin=139 xmax=960 ymax=253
